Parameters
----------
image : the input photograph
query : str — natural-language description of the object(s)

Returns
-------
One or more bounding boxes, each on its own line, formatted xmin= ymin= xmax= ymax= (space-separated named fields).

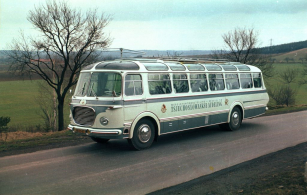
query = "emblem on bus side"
xmin=225 ymin=98 xmax=229 ymax=105
xmin=161 ymin=104 xmax=167 ymax=113
xmin=80 ymin=99 xmax=86 ymax=105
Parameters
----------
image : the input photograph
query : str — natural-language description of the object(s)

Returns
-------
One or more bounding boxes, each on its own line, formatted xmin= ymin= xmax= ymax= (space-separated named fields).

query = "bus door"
xmin=123 ymin=74 xmax=146 ymax=121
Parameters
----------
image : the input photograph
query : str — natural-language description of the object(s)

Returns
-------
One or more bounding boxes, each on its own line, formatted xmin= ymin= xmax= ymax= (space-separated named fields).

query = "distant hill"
xmin=258 ymin=40 xmax=307 ymax=55
xmin=272 ymin=48 xmax=307 ymax=63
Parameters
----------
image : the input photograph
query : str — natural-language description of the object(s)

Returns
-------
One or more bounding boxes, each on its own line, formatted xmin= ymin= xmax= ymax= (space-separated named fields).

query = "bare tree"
xmin=268 ymin=85 xmax=296 ymax=107
xmin=166 ymin=51 xmax=183 ymax=58
xmin=6 ymin=0 xmax=111 ymax=131
xmin=212 ymin=27 xmax=274 ymax=78
xmin=278 ymin=67 xmax=299 ymax=84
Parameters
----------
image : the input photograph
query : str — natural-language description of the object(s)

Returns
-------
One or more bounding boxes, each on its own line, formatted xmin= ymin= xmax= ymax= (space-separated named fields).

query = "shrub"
xmin=0 ymin=116 xmax=10 ymax=132
xmin=268 ymin=86 xmax=297 ymax=107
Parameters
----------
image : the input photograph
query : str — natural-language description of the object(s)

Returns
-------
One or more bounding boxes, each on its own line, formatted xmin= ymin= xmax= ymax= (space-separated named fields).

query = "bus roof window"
xmin=235 ymin=64 xmax=250 ymax=71
xmin=165 ymin=62 xmax=186 ymax=71
xmin=204 ymin=64 xmax=222 ymax=71
xmin=220 ymin=65 xmax=237 ymax=71
xmin=186 ymin=63 xmax=205 ymax=71
xmin=143 ymin=62 xmax=169 ymax=71
xmin=96 ymin=61 xmax=139 ymax=70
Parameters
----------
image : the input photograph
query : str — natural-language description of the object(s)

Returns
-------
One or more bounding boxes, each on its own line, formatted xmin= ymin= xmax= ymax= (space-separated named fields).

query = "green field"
xmin=0 ymin=80 xmax=70 ymax=129
xmin=265 ymin=63 xmax=307 ymax=106
xmin=0 ymin=63 xmax=307 ymax=131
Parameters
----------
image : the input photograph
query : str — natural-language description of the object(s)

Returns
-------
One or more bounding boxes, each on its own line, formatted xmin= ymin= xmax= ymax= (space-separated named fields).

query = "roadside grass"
xmin=265 ymin=104 xmax=307 ymax=116
xmin=0 ymin=130 xmax=90 ymax=154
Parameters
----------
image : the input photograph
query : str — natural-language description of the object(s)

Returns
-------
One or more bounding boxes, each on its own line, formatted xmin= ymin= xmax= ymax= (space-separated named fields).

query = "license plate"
xmin=74 ymin=128 xmax=87 ymax=134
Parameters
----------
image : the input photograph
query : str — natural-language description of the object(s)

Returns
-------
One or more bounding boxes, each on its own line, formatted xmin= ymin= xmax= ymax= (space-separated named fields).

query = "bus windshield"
xmin=75 ymin=72 xmax=122 ymax=97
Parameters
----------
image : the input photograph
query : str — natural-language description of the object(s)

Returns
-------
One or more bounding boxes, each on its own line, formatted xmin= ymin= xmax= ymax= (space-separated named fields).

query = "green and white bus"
xmin=68 ymin=59 xmax=269 ymax=150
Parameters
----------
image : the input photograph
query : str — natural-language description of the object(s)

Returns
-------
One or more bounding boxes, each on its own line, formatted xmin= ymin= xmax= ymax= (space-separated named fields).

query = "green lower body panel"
xmin=160 ymin=112 xmax=228 ymax=134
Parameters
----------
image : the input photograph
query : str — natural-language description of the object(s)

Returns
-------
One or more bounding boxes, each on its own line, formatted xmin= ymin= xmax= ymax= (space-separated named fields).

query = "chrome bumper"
xmin=68 ymin=124 xmax=122 ymax=136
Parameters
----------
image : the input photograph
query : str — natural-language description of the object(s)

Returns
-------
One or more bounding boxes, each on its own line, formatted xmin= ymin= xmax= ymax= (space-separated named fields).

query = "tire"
xmin=219 ymin=107 xmax=242 ymax=131
xmin=91 ymin=137 xmax=110 ymax=144
xmin=128 ymin=119 xmax=155 ymax=150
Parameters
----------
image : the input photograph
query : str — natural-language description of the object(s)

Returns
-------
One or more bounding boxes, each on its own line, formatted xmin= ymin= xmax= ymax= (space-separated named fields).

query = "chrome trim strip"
xmin=244 ymin=104 xmax=266 ymax=110
xmin=160 ymin=109 xmax=230 ymax=122
xmin=245 ymin=113 xmax=265 ymax=119
xmin=124 ymin=105 xmax=140 ymax=108
xmin=160 ymin=121 xmax=227 ymax=135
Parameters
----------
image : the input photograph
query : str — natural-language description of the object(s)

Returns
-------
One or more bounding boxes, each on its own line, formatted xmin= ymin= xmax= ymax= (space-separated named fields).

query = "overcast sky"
xmin=0 ymin=0 xmax=306 ymax=50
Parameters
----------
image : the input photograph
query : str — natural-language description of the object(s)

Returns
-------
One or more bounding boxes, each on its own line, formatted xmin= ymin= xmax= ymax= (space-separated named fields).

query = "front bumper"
xmin=68 ymin=124 xmax=126 ymax=139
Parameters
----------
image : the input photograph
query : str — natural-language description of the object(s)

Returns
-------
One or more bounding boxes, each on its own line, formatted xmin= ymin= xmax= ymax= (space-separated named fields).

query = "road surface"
xmin=0 ymin=111 xmax=306 ymax=194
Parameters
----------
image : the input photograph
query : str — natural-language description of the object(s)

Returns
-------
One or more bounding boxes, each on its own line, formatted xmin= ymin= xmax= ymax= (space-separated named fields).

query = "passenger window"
xmin=148 ymin=74 xmax=172 ymax=95
xmin=253 ymin=73 xmax=262 ymax=88
xmin=209 ymin=74 xmax=225 ymax=91
xmin=190 ymin=74 xmax=208 ymax=92
xmin=225 ymin=74 xmax=240 ymax=90
xmin=240 ymin=73 xmax=253 ymax=89
xmin=125 ymin=74 xmax=143 ymax=96
xmin=173 ymin=74 xmax=189 ymax=93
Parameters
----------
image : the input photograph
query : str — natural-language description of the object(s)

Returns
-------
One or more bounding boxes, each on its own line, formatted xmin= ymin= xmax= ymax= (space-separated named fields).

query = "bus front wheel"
xmin=128 ymin=119 xmax=155 ymax=150
xmin=220 ymin=107 xmax=242 ymax=131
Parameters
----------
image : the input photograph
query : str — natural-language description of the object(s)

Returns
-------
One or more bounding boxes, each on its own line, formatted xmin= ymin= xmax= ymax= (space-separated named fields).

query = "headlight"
xmin=100 ymin=117 xmax=109 ymax=126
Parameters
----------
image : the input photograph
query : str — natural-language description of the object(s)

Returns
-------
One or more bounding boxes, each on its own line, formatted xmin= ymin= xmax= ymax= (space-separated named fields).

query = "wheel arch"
xmin=228 ymin=101 xmax=244 ymax=122
xmin=129 ymin=112 xmax=160 ymax=139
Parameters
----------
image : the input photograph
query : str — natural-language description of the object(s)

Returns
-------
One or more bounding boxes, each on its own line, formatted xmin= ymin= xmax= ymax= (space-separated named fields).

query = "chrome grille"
xmin=73 ymin=107 xmax=95 ymax=126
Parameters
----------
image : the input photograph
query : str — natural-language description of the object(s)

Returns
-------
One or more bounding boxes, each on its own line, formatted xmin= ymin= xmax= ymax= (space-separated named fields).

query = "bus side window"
xmin=209 ymin=74 xmax=225 ymax=91
xmin=125 ymin=74 xmax=143 ymax=96
xmin=148 ymin=74 xmax=172 ymax=95
xmin=190 ymin=74 xmax=208 ymax=92
xmin=240 ymin=73 xmax=253 ymax=89
xmin=173 ymin=73 xmax=189 ymax=93
xmin=225 ymin=74 xmax=240 ymax=90
xmin=253 ymin=73 xmax=262 ymax=88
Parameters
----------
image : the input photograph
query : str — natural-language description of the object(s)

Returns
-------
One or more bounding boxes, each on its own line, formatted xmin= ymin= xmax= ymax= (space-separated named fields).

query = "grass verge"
xmin=0 ymin=130 xmax=91 ymax=157
xmin=265 ymin=104 xmax=307 ymax=116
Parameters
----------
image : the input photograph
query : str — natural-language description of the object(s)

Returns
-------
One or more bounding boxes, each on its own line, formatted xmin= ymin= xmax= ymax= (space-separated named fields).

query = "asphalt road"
xmin=0 ymin=111 xmax=306 ymax=195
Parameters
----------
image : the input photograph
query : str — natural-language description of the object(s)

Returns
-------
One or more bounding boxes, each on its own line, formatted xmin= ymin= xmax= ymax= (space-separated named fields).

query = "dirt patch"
xmin=0 ymin=131 xmax=47 ymax=142
xmin=149 ymin=142 xmax=307 ymax=195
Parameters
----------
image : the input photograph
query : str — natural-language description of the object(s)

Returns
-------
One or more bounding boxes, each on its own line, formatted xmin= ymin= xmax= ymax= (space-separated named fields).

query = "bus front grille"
xmin=73 ymin=107 xmax=95 ymax=126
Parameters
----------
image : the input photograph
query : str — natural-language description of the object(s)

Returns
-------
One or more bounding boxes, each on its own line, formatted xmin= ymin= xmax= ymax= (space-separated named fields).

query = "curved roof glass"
xmin=185 ymin=63 xmax=205 ymax=71
xmin=165 ymin=62 xmax=186 ymax=71
xmin=143 ymin=62 xmax=169 ymax=71
xmin=95 ymin=61 xmax=139 ymax=70
xmin=220 ymin=65 xmax=237 ymax=71
xmin=204 ymin=64 xmax=222 ymax=71
xmin=235 ymin=64 xmax=250 ymax=71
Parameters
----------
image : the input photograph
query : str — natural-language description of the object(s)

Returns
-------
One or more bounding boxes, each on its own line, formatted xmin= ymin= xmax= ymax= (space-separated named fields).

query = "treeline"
xmin=257 ymin=40 xmax=307 ymax=54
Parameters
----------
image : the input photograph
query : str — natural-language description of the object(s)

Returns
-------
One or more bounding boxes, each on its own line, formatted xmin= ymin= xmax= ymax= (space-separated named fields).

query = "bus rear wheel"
xmin=219 ymin=107 xmax=242 ymax=131
xmin=128 ymin=119 xmax=155 ymax=150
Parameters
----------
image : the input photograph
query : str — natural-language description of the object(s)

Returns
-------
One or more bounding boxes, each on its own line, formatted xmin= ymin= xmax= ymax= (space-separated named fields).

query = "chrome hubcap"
xmin=232 ymin=111 xmax=240 ymax=126
xmin=138 ymin=124 xmax=151 ymax=143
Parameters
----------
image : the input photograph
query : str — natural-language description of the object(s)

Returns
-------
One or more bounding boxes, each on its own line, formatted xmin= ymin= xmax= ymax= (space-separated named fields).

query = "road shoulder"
xmin=149 ymin=142 xmax=307 ymax=195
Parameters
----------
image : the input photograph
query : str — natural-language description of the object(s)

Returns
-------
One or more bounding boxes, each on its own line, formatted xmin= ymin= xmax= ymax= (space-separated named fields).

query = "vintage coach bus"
xmin=68 ymin=59 xmax=269 ymax=150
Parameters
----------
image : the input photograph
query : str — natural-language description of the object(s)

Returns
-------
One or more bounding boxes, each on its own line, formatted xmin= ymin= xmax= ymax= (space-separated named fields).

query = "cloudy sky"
xmin=0 ymin=0 xmax=306 ymax=50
